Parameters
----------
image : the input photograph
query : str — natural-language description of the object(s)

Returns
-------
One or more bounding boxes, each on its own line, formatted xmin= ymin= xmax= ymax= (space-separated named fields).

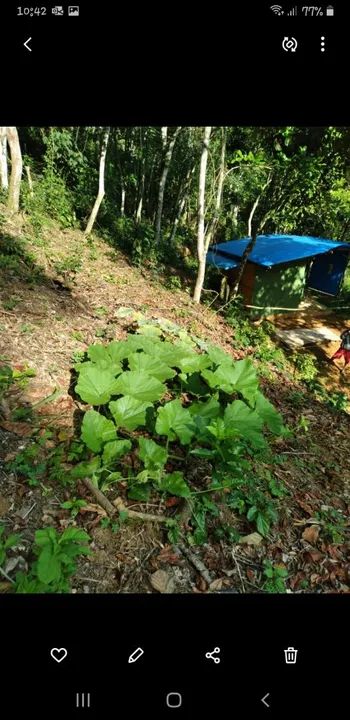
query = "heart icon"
xmin=50 ymin=648 xmax=68 ymax=663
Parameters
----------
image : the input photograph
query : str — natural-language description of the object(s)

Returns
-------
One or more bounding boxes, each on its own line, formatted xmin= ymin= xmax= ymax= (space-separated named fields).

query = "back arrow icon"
xmin=261 ymin=693 xmax=270 ymax=708
xmin=24 ymin=37 xmax=32 ymax=52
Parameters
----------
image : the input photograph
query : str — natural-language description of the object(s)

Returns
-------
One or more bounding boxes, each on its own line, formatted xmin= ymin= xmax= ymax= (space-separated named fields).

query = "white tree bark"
xmin=193 ymin=127 xmax=212 ymax=303
xmin=25 ymin=166 xmax=34 ymax=197
xmin=85 ymin=127 xmax=110 ymax=237
xmin=120 ymin=184 xmax=126 ymax=217
xmin=205 ymin=127 xmax=227 ymax=248
xmin=0 ymin=127 xmax=8 ymax=190
xmin=135 ymin=128 xmax=145 ymax=224
xmin=155 ymin=127 xmax=181 ymax=244
xmin=161 ymin=126 xmax=168 ymax=149
xmin=6 ymin=127 xmax=23 ymax=213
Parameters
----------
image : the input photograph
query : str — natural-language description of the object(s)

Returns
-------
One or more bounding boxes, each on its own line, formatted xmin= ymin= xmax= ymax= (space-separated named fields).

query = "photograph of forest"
xmin=0 ymin=126 xmax=349 ymax=594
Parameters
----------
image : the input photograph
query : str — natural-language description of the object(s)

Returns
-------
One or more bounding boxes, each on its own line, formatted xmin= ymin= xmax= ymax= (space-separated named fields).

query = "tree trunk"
xmin=155 ymin=127 xmax=181 ymax=244
xmin=193 ymin=127 xmax=212 ymax=303
xmin=0 ymin=127 xmax=8 ymax=190
xmin=161 ymin=126 xmax=168 ymax=149
xmin=6 ymin=127 xmax=23 ymax=212
xmin=205 ymin=127 xmax=227 ymax=247
xmin=135 ymin=128 xmax=145 ymax=224
xmin=120 ymin=184 xmax=126 ymax=217
xmin=231 ymin=174 xmax=272 ymax=298
xmin=25 ymin=166 xmax=34 ymax=197
xmin=85 ymin=127 xmax=110 ymax=237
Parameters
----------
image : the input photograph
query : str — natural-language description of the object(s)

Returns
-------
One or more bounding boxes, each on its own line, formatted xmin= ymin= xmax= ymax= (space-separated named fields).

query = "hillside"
xmin=0 ymin=207 xmax=349 ymax=594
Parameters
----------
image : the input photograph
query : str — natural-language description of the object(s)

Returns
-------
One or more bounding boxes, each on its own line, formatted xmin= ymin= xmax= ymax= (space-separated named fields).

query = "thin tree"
xmin=85 ymin=127 xmax=110 ymax=237
xmin=205 ymin=127 xmax=227 ymax=247
xmin=135 ymin=128 xmax=146 ymax=224
xmin=169 ymin=164 xmax=196 ymax=245
xmin=231 ymin=173 xmax=272 ymax=298
xmin=0 ymin=127 xmax=8 ymax=191
xmin=193 ymin=126 xmax=212 ymax=303
xmin=154 ymin=127 xmax=181 ymax=244
xmin=6 ymin=127 xmax=23 ymax=213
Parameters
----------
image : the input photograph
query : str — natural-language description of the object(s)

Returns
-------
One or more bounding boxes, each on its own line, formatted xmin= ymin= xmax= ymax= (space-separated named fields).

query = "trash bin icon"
xmin=284 ymin=647 xmax=298 ymax=664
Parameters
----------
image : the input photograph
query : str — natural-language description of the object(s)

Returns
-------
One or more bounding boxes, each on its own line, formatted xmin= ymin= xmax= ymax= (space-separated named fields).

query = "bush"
xmin=22 ymin=170 xmax=76 ymax=228
xmin=70 ymin=322 xmax=287 ymax=541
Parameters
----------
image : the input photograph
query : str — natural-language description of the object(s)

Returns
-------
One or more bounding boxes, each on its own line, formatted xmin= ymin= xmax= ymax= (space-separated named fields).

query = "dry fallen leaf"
xmin=239 ymin=532 xmax=263 ymax=546
xmin=150 ymin=569 xmax=175 ymax=593
xmin=209 ymin=578 xmax=224 ymax=592
xmin=157 ymin=546 xmax=182 ymax=565
xmin=302 ymin=525 xmax=320 ymax=544
xmin=0 ymin=421 xmax=33 ymax=437
xmin=80 ymin=503 xmax=107 ymax=517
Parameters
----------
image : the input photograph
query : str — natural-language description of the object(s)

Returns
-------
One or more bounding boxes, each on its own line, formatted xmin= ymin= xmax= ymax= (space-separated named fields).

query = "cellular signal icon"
xmin=288 ymin=6 xmax=297 ymax=15
xmin=271 ymin=5 xmax=284 ymax=13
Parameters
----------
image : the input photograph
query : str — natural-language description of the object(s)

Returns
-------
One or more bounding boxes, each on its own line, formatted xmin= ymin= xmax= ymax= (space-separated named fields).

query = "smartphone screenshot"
xmin=0 ymin=3 xmax=348 ymax=717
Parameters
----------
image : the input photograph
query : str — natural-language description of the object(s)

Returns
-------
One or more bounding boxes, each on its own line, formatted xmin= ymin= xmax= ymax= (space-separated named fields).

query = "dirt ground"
xmin=1 ymin=209 xmax=349 ymax=594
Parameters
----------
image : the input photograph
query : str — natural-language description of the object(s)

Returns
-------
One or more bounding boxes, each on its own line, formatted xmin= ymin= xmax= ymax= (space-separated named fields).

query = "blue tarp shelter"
xmin=206 ymin=234 xmax=350 ymax=309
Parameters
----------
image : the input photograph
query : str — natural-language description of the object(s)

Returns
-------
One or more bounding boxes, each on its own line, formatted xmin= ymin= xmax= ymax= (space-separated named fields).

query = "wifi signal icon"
xmin=271 ymin=4 xmax=284 ymax=13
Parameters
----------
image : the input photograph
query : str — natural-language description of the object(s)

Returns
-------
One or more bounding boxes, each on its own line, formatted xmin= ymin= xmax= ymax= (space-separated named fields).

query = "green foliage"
xmin=307 ymin=380 xmax=349 ymax=413
xmin=15 ymin=526 xmax=91 ymax=593
xmin=316 ymin=507 xmax=347 ymax=544
xmin=0 ymin=526 xmax=22 ymax=566
xmin=71 ymin=329 xmax=285 ymax=545
xmin=291 ymin=352 xmax=318 ymax=382
xmin=60 ymin=497 xmax=87 ymax=518
xmin=263 ymin=560 xmax=288 ymax=593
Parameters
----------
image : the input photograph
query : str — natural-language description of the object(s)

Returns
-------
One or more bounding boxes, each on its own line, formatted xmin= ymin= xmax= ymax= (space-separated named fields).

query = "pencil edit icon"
xmin=128 ymin=647 xmax=144 ymax=664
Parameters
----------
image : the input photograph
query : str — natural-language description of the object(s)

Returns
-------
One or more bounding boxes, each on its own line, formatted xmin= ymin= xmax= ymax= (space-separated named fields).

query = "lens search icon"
xmin=282 ymin=36 xmax=298 ymax=52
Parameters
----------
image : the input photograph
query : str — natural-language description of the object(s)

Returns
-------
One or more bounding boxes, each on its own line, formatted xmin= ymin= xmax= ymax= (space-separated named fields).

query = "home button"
xmin=166 ymin=692 xmax=182 ymax=709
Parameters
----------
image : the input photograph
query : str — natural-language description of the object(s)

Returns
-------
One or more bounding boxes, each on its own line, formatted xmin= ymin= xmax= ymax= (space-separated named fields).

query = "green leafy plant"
xmin=263 ymin=560 xmax=288 ymax=593
xmin=71 ymin=328 xmax=286 ymax=542
xmin=15 ymin=527 xmax=91 ymax=593
xmin=316 ymin=507 xmax=347 ymax=543
xmin=60 ymin=497 xmax=87 ymax=519
xmin=0 ymin=526 xmax=22 ymax=567
xmin=292 ymin=352 xmax=318 ymax=382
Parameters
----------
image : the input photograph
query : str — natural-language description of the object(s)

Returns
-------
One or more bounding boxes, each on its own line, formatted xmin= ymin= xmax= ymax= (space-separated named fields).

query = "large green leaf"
xmin=76 ymin=365 xmax=121 ymax=405
xmin=202 ymin=358 xmax=258 ymax=404
xmin=228 ymin=359 xmax=259 ymax=404
xmin=158 ymin=471 xmax=191 ymax=498
xmin=37 ymin=546 xmax=61 ymax=584
xmin=136 ymin=324 xmax=163 ymax=337
xmin=149 ymin=340 xmax=193 ymax=368
xmin=106 ymin=340 xmax=132 ymax=364
xmin=156 ymin=399 xmax=195 ymax=445
xmin=254 ymin=392 xmax=284 ymax=434
xmin=102 ymin=439 xmax=132 ymax=464
xmin=138 ymin=437 xmax=168 ymax=471
xmin=189 ymin=396 xmax=221 ymax=419
xmin=206 ymin=344 xmax=234 ymax=367
xmin=128 ymin=353 xmax=176 ymax=382
xmin=177 ymin=352 xmax=212 ymax=374
xmin=109 ymin=396 xmax=152 ymax=430
xmin=224 ymin=400 xmax=265 ymax=448
xmin=87 ymin=343 xmax=121 ymax=372
xmin=69 ymin=456 xmax=101 ymax=479
xmin=81 ymin=409 xmax=117 ymax=452
xmin=113 ymin=371 xmax=165 ymax=402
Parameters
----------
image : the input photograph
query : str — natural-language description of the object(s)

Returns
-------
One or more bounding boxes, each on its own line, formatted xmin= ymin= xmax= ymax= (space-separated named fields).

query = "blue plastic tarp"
xmin=308 ymin=249 xmax=349 ymax=295
xmin=213 ymin=234 xmax=350 ymax=267
xmin=206 ymin=250 xmax=238 ymax=270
